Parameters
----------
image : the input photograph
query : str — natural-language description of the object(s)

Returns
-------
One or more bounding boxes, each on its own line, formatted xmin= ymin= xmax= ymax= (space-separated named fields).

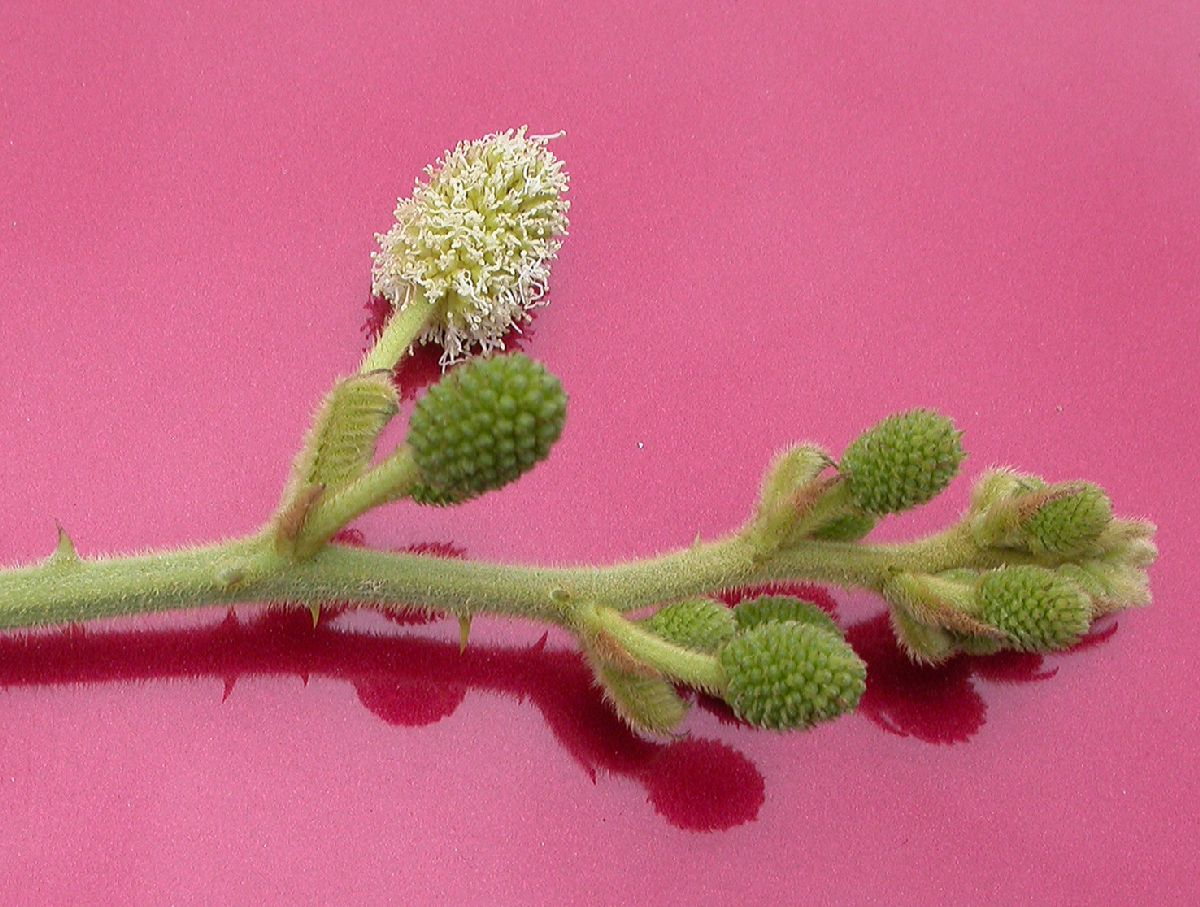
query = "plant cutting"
xmin=0 ymin=128 xmax=1155 ymax=736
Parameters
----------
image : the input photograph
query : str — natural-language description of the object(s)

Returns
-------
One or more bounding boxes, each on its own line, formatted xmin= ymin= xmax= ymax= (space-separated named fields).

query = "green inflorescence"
xmin=977 ymin=565 xmax=1092 ymax=652
xmin=840 ymin=409 xmax=965 ymax=515
xmin=720 ymin=623 xmax=866 ymax=731
xmin=408 ymin=353 xmax=567 ymax=504
xmin=639 ymin=598 xmax=736 ymax=654
xmin=733 ymin=594 xmax=843 ymax=639
xmin=1022 ymin=483 xmax=1113 ymax=557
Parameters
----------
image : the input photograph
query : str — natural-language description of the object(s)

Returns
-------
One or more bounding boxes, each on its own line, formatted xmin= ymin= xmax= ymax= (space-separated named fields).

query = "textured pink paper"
xmin=1 ymin=2 xmax=1198 ymax=904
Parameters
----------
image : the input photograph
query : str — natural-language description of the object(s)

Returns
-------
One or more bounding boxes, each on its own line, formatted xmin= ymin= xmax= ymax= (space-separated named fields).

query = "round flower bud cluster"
xmin=968 ymin=471 xmax=1115 ymax=560
xmin=811 ymin=511 xmax=877 ymax=542
xmin=840 ymin=409 xmax=964 ymax=515
xmin=719 ymin=622 xmax=866 ymax=731
xmin=733 ymin=594 xmax=843 ymax=638
xmin=640 ymin=598 xmax=735 ymax=654
xmin=371 ymin=127 xmax=570 ymax=364
xmin=976 ymin=565 xmax=1091 ymax=651
xmin=408 ymin=354 xmax=567 ymax=504
xmin=1021 ymin=483 xmax=1113 ymax=557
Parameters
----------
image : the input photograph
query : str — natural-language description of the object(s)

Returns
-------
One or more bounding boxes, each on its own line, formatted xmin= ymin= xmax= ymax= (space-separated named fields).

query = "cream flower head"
xmin=371 ymin=127 xmax=570 ymax=365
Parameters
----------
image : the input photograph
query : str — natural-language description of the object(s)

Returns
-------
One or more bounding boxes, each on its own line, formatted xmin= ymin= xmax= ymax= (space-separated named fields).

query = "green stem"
xmin=294 ymin=446 xmax=422 ymax=557
xmin=589 ymin=605 xmax=726 ymax=693
xmin=359 ymin=286 xmax=437 ymax=373
xmin=0 ymin=523 xmax=1002 ymax=635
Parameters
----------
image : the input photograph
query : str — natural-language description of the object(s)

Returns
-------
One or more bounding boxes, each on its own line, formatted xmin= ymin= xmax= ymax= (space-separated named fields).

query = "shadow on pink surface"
xmin=0 ymin=605 xmax=763 ymax=833
xmin=847 ymin=613 xmax=1119 ymax=745
xmin=0 ymin=539 xmax=1119 ymax=832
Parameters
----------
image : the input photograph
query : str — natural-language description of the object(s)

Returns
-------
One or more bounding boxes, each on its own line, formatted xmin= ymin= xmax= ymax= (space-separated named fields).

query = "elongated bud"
xmin=967 ymin=467 xmax=1045 ymax=516
xmin=1021 ymin=483 xmax=1112 ymax=556
xmin=750 ymin=445 xmax=841 ymax=548
xmin=977 ymin=566 xmax=1091 ymax=652
xmin=757 ymin=445 xmax=832 ymax=516
xmin=640 ymin=598 xmax=735 ymax=654
xmin=840 ymin=409 xmax=964 ymax=515
xmin=408 ymin=354 xmax=566 ymax=504
xmin=719 ymin=623 xmax=865 ymax=731
xmin=589 ymin=657 xmax=691 ymax=735
xmin=889 ymin=605 xmax=957 ymax=664
xmin=733 ymin=594 xmax=843 ymax=639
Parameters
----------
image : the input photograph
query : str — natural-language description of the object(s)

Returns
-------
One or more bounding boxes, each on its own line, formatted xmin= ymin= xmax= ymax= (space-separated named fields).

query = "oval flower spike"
xmin=371 ymin=127 xmax=570 ymax=365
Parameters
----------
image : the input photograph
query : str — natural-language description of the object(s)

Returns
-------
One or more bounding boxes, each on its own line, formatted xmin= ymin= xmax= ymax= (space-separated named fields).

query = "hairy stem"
xmin=294 ymin=446 xmax=422 ymax=557
xmin=359 ymin=287 xmax=436 ymax=373
xmin=589 ymin=605 xmax=727 ymax=692
xmin=0 ymin=522 xmax=1008 ymax=634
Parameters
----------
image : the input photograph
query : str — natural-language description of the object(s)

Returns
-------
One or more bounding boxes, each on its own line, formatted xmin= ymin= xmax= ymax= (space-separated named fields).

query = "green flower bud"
xmin=977 ymin=566 xmax=1091 ymax=652
xmin=409 ymin=354 xmax=566 ymax=503
xmin=840 ymin=409 xmax=965 ymax=515
xmin=810 ymin=511 xmax=877 ymax=542
xmin=372 ymin=128 xmax=570 ymax=364
xmin=640 ymin=598 xmax=736 ymax=654
xmin=733 ymin=594 xmax=843 ymax=639
xmin=719 ymin=623 xmax=866 ymax=731
xmin=1021 ymin=483 xmax=1112 ymax=557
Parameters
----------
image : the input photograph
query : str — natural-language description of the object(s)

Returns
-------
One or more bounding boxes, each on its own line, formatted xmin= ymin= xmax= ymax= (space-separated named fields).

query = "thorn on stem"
xmin=49 ymin=522 xmax=80 ymax=566
xmin=458 ymin=615 xmax=472 ymax=653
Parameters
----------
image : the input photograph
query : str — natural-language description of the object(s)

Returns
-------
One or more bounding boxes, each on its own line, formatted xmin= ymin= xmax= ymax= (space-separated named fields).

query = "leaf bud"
xmin=590 ymin=658 xmax=690 ymax=736
xmin=810 ymin=511 xmax=877 ymax=542
xmin=967 ymin=467 xmax=1045 ymax=516
xmin=1057 ymin=561 xmax=1151 ymax=617
xmin=889 ymin=605 xmax=957 ymax=664
xmin=756 ymin=445 xmax=832 ymax=515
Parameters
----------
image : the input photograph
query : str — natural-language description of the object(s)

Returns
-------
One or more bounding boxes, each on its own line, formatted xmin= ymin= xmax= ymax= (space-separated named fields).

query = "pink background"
xmin=2 ymin=2 xmax=1198 ymax=904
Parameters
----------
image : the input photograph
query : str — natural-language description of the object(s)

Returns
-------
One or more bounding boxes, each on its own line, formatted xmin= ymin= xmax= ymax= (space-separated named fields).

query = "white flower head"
xmin=371 ymin=127 xmax=570 ymax=365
